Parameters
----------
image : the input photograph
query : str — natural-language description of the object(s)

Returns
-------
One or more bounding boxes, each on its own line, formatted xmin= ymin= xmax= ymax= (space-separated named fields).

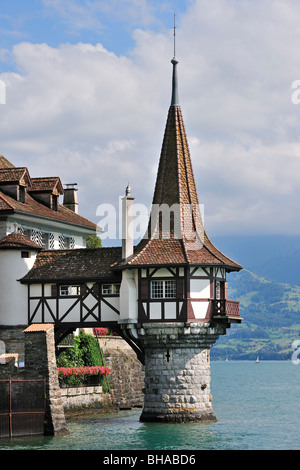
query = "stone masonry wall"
xmin=60 ymin=385 xmax=103 ymax=409
xmin=98 ymin=336 xmax=144 ymax=409
xmin=0 ymin=326 xmax=26 ymax=363
xmin=24 ymin=324 xmax=69 ymax=435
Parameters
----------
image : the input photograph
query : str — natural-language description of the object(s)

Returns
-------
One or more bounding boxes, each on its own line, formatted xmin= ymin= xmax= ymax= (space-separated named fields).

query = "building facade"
xmin=0 ymin=51 xmax=242 ymax=423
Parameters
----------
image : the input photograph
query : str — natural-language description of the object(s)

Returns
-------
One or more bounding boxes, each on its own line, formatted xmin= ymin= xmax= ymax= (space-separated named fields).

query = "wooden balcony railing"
xmin=212 ymin=299 xmax=240 ymax=321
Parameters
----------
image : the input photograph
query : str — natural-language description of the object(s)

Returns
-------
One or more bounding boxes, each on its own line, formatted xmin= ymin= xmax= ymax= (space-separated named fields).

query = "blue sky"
xmin=0 ymin=0 xmax=300 ymax=243
xmin=0 ymin=0 xmax=190 ymax=65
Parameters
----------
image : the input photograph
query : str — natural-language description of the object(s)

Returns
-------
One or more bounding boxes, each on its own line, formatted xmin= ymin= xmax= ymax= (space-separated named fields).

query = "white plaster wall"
xmin=101 ymin=298 xmax=120 ymax=322
xmin=191 ymin=301 xmax=209 ymax=319
xmin=149 ymin=303 xmax=161 ymax=320
xmin=190 ymin=279 xmax=210 ymax=299
xmin=0 ymin=250 xmax=37 ymax=325
xmin=119 ymin=269 xmax=138 ymax=321
xmin=164 ymin=302 xmax=177 ymax=319
xmin=151 ymin=268 xmax=174 ymax=277
xmin=190 ymin=267 xmax=207 ymax=276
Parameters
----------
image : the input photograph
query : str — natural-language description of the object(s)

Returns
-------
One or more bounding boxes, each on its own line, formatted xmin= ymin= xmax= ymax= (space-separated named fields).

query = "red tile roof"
xmin=0 ymin=188 xmax=97 ymax=230
xmin=0 ymin=167 xmax=31 ymax=185
xmin=0 ymin=155 xmax=97 ymax=231
xmin=28 ymin=177 xmax=64 ymax=195
xmin=118 ymin=104 xmax=241 ymax=271
xmin=0 ymin=232 xmax=42 ymax=250
xmin=0 ymin=155 xmax=15 ymax=169
xmin=21 ymin=247 xmax=122 ymax=282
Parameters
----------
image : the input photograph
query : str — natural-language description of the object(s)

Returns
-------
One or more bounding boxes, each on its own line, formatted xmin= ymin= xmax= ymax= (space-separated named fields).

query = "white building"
xmin=0 ymin=154 xmax=97 ymax=348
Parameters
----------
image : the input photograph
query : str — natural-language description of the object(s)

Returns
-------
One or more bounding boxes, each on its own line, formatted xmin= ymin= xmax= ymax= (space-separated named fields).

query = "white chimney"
xmin=122 ymin=184 xmax=134 ymax=260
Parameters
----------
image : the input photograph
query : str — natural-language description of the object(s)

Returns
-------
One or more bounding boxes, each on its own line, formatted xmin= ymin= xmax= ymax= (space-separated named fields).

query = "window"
xmin=21 ymin=251 xmax=30 ymax=258
xmin=101 ymin=284 xmax=120 ymax=295
xmin=40 ymin=232 xmax=55 ymax=249
xmin=59 ymin=235 xmax=75 ymax=249
xmin=31 ymin=229 xmax=43 ymax=246
xmin=151 ymin=280 xmax=176 ymax=299
xmin=59 ymin=285 xmax=80 ymax=296
xmin=58 ymin=234 xmax=65 ymax=249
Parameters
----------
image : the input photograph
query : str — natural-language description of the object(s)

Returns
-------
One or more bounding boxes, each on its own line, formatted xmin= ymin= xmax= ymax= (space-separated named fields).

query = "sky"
xmin=0 ymin=0 xmax=300 ymax=246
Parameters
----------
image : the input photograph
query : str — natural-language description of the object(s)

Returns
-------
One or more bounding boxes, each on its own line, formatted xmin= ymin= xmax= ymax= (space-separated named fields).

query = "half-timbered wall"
xmin=28 ymin=281 xmax=120 ymax=326
xmin=138 ymin=267 xmax=186 ymax=322
xmin=137 ymin=266 xmax=228 ymax=323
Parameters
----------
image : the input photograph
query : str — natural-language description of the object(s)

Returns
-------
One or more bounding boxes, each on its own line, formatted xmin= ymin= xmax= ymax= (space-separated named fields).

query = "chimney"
xmin=63 ymin=184 xmax=78 ymax=214
xmin=122 ymin=184 xmax=135 ymax=260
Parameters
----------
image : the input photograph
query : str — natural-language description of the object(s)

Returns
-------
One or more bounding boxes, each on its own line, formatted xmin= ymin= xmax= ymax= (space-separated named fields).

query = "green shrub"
xmin=57 ymin=331 xmax=106 ymax=387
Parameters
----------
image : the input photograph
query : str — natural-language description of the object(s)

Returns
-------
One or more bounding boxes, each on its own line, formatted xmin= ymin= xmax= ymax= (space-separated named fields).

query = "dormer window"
xmin=27 ymin=177 xmax=63 ymax=211
xmin=0 ymin=167 xmax=31 ymax=202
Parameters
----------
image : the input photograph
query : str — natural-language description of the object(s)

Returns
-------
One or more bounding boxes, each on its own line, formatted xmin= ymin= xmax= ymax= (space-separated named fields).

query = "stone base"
xmin=140 ymin=410 xmax=216 ymax=423
xmin=121 ymin=322 xmax=227 ymax=424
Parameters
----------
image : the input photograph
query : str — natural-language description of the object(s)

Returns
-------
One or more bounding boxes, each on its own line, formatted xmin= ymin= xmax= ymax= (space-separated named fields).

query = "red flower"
xmin=57 ymin=366 xmax=111 ymax=377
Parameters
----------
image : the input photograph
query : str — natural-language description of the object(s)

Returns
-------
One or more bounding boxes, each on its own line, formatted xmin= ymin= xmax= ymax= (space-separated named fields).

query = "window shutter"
xmin=176 ymin=278 xmax=185 ymax=299
xmin=51 ymin=284 xmax=58 ymax=297
xmin=140 ymin=278 xmax=148 ymax=300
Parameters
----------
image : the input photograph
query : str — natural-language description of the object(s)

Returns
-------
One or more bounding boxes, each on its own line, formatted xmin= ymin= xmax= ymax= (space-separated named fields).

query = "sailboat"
xmin=255 ymin=356 xmax=260 ymax=363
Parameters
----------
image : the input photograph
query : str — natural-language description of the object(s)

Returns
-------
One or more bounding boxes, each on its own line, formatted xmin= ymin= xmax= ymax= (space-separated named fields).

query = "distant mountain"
xmin=211 ymin=269 xmax=300 ymax=360
xmin=213 ymin=235 xmax=300 ymax=285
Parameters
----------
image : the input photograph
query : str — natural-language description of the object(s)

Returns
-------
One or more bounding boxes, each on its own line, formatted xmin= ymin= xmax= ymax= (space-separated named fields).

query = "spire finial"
xmin=125 ymin=183 xmax=131 ymax=196
xmin=171 ymin=14 xmax=179 ymax=106
xmin=173 ymin=13 xmax=176 ymax=59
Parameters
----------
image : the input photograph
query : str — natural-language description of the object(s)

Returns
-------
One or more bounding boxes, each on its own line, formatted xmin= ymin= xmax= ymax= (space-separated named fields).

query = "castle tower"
xmin=118 ymin=46 xmax=242 ymax=422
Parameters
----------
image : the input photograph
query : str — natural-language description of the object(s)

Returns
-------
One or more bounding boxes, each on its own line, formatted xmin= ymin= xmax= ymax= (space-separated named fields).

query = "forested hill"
xmin=211 ymin=269 xmax=300 ymax=360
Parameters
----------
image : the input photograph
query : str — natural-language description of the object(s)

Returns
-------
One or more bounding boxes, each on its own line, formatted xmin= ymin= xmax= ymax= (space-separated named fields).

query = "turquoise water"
xmin=1 ymin=361 xmax=299 ymax=450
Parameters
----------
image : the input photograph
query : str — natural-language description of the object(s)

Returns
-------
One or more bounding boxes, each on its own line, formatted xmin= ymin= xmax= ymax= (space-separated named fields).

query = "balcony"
xmin=212 ymin=299 xmax=242 ymax=323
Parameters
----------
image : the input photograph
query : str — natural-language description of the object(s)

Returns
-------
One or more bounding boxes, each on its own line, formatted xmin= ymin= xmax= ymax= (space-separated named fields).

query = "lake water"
xmin=1 ymin=361 xmax=299 ymax=451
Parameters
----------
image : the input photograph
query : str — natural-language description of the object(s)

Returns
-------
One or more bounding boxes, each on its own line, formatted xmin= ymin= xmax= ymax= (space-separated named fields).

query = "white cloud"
xmin=0 ymin=0 xmax=300 ymax=240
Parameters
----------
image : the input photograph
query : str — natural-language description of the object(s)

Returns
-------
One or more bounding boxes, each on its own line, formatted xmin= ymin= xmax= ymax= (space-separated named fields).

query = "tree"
xmin=86 ymin=234 xmax=102 ymax=248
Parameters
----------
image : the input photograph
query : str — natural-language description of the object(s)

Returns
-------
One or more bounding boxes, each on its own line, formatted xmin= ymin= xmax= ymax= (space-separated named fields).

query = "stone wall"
xmin=60 ymin=385 xmax=103 ymax=409
xmin=98 ymin=336 xmax=144 ymax=409
xmin=23 ymin=324 xmax=69 ymax=435
xmin=0 ymin=325 xmax=26 ymax=363
xmin=121 ymin=322 xmax=228 ymax=422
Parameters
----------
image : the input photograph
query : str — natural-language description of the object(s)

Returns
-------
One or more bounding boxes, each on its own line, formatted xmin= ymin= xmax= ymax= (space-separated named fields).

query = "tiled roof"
xmin=0 ymin=155 xmax=97 ymax=231
xmin=0 ymin=155 xmax=15 ymax=169
xmin=21 ymin=246 xmax=122 ymax=282
xmin=0 ymin=192 xmax=14 ymax=210
xmin=0 ymin=188 xmax=97 ymax=230
xmin=118 ymin=105 xmax=241 ymax=271
xmin=0 ymin=232 xmax=42 ymax=250
xmin=28 ymin=177 xmax=64 ymax=195
xmin=0 ymin=167 xmax=31 ymax=185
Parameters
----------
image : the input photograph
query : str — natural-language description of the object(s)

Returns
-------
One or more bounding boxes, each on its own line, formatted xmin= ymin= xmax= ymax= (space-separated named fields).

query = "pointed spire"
xmin=116 ymin=19 xmax=241 ymax=271
xmin=171 ymin=14 xmax=179 ymax=107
